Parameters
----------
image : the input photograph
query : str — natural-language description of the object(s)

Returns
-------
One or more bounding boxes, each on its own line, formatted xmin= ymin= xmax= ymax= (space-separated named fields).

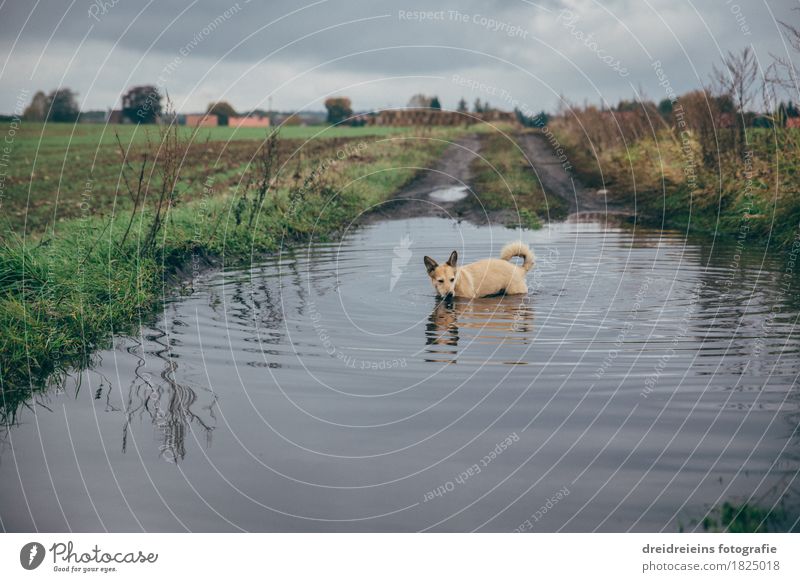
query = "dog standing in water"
xmin=423 ymin=241 xmax=534 ymax=299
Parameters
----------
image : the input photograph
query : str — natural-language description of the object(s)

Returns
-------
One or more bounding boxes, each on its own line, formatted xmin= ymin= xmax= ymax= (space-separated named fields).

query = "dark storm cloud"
xmin=0 ymin=0 xmax=797 ymax=113
xmin=0 ymin=0 xmax=544 ymax=71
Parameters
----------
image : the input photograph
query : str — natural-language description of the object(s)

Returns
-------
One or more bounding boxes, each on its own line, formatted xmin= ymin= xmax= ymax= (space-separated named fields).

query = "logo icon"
xmin=390 ymin=234 xmax=413 ymax=291
xmin=20 ymin=542 xmax=46 ymax=570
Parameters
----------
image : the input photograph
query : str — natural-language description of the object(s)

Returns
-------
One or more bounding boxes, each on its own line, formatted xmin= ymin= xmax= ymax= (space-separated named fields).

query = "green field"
xmin=2 ymin=122 xmax=416 ymax=232
xmin=10 ymin=121 xmax=410 ymax=149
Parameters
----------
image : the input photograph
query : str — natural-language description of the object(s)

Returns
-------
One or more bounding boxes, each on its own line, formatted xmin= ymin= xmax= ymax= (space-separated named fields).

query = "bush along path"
xmin=541 ymin=106 xmax=800 ymax=248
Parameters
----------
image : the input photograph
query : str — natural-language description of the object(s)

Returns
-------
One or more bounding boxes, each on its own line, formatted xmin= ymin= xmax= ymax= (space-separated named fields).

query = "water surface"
xmin=1 ymin=216 xmax=798 ymax=532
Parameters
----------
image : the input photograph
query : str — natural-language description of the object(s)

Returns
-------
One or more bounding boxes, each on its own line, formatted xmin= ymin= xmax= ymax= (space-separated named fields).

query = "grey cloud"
xmin=0 ymin=0 xmax=797 ymax=113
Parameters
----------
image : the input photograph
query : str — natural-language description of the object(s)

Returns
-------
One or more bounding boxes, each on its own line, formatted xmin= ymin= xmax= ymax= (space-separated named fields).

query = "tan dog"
xmin=424 ymin=241 xmax=534 ymax=299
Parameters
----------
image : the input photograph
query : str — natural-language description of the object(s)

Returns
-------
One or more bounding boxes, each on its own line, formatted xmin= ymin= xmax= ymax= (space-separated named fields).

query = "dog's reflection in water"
xmin=424 ymin=294 xmax=534 ymax=363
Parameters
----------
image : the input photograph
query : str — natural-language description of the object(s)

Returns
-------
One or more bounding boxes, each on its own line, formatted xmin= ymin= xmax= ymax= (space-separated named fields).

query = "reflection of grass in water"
xmin=680 ymin=501 xmax=798 ymax=533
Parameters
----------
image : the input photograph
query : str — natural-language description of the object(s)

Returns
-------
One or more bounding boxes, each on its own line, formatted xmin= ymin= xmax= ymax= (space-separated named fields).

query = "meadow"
xmin=2 ymin=122 xmax=412 ymax=232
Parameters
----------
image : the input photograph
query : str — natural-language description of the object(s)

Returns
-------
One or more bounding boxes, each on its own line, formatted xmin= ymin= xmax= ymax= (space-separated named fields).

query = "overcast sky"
xmin=1 ymin=0 xmax=798 ymax=115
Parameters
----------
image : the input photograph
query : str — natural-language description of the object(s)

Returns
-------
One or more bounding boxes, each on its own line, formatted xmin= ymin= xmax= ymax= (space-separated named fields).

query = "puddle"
xmin=428 ymin=186 xmax=469 ymax=203
xmin=2 ymin=217 xmax=799 ymax=532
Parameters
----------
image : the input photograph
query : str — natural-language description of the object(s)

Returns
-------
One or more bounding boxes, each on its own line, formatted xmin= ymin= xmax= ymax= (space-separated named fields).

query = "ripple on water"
xmin=1 ymin=216 xmax=798 ymax=532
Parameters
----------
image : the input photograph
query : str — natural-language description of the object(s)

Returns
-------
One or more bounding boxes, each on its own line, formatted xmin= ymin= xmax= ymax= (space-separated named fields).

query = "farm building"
xmin=183 ymin=113 xmax=270 ymax=128
xmin=231 ymin=115 xmax=271 ymax=128
xmin=184 ymin=113 xmax=219 ymax=127
xmin=366 ymin=108 xmax=517 ymax=127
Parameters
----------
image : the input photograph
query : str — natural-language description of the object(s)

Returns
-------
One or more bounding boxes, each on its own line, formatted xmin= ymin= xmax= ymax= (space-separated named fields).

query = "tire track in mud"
xmin=361 ymin=134 xmax=512 ymax=225
xmin=518 ymin=132 xmax=630 ymax=218
xmin=361 ymin=131 xmax=629 ymax=227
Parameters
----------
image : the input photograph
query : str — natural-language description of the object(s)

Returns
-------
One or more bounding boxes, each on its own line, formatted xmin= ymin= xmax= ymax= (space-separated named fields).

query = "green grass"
xmin=11 ymin=122 xmax=410 ymax=149
xmin=1 ymin=122 xmax=415 ymax=232
xmin=0 ymin=127 xmax=462 ymax=422
xmin=679 ymin=501 xmax=797 ymax=533
xmin=470 ymin=130 xmax=569 ymax=228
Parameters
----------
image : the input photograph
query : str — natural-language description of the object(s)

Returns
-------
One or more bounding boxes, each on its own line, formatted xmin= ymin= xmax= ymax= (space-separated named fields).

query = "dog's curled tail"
xmin=500 ymin=241 xmax=535 ymax=272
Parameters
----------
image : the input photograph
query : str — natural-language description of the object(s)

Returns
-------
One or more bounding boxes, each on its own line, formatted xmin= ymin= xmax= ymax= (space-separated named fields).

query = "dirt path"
xmin=517 ymin=132 xmax=612 ymax=215
xmin=361 ymin=134 xmax=519 ymax=225
xmin=362 ymin=131 xmax=627 ymax=226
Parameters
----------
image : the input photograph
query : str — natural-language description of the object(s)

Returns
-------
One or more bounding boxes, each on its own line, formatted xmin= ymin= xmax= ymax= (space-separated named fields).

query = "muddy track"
xmin=518 ymin=132 xmax=603 ymax=214
xmin=361 ymin=134 xmax=519 ymax=226
xmin=362 ymin=131 xmax=626 ymax=227
xmin=518 ymin=132 xmax=629 ymax=217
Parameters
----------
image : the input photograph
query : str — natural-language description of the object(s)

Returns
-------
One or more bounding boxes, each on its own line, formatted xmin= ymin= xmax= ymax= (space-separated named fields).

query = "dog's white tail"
xmin=500 ymin=241 xmax=535 ymax=272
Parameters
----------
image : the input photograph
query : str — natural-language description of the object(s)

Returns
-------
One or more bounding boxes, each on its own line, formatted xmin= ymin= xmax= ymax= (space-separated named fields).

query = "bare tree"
xmin=764 ymin=10 xmax=799 ymax=121
xmin=712 ymin=47 xmax=758 ymax=158
xmin=768 ymin=11 xmax=800 ymax=93
xmin=407 ymin=94 xmax=433 ymax=108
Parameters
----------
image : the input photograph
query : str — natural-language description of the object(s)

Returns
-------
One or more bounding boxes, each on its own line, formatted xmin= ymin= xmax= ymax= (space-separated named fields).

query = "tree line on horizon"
xmin=14 ymin=81 xmax=536 ymax=126
xmin=17 ymin=37 xmax=800 ymax=135
xmin=21 ymin=85 xmax=164 ymax=124
xmin=322 ymin=93 xmax=509 ymax=125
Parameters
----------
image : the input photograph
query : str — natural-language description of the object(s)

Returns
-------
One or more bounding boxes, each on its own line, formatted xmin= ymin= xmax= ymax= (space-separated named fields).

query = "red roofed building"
xmin=185 ymin=113 xmax=218 ymax=127
xmin=230 ymin=115 xmax=270 ymax=128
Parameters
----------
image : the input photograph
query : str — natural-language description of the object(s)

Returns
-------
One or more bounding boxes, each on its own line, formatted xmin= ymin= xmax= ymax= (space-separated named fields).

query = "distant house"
xmin=369 ymin=109 xmax=467 ymax=126
xmin=787 ymin=117 xmax=800 ymax=129
xmin=182 ymin=113 xmax=270 ymax=128
xmin=367 ymin=108 xmax=517 ymax=127
xmin=272 ymin=113 xmax=304 ymax=126
xmin=185 ymin=113 xmax=218 ymax=127
xmin=478 ymin=110 xmax=517 ymax=124
xmin=297 ymin=111 xmax=327 ymax=125
xmin=230 ymin=115 xmax=270 ymax=128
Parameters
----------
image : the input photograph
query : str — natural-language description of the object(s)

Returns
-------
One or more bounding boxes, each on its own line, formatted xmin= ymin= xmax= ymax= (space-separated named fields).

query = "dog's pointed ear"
xmin=424 ymin=256 xmax=438 ymax=274
xmin=446 ymin=250 xmax=458 ymax=267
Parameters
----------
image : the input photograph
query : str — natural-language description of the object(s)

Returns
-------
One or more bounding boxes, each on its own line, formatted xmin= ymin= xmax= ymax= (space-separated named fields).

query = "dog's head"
xmin=424 ymin=251 xmax=458 ymax=298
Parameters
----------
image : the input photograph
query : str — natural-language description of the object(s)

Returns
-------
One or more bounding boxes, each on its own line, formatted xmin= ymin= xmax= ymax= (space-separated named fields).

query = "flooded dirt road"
xmin=1 ymin=136 xmax=798 ymax=532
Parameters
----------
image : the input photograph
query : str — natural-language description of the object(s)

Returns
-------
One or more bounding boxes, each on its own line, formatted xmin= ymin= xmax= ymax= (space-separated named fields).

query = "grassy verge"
xmin=679 ymin=500 xmax=798 ymax=533
xmin=470 ymin=130 xmax=569 ymax=229
xmin=0 ymin=125 xmax=465 ymax=422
